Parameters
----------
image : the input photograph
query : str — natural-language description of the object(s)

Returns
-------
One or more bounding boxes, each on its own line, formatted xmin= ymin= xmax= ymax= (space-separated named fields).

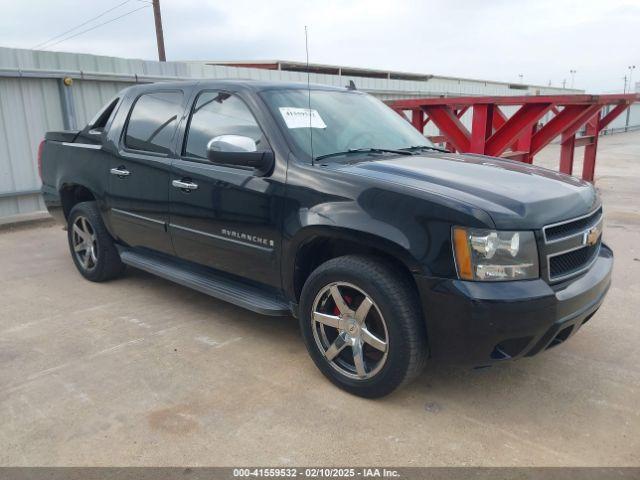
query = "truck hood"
xmin=333 ymin=152 xmax=599 ymax=229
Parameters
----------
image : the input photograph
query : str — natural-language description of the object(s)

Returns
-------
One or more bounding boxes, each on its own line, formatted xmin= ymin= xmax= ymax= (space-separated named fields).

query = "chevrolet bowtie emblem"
xmin=584 ymin=224 xmax=602 ymax=247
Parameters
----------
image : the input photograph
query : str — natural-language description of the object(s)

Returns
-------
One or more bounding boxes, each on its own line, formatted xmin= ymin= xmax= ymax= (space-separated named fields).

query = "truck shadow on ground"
xmin=120 ymin=265 xmax=603 ymax=419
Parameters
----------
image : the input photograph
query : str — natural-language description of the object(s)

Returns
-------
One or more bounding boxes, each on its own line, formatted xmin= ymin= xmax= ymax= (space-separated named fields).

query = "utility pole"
xmin=625 ymin=66 xmax=635 ymax=131
xmin=152 ymin=0 xmax=166 ymax=62
xmin=569 ymin=69 xmax=576 ymax=89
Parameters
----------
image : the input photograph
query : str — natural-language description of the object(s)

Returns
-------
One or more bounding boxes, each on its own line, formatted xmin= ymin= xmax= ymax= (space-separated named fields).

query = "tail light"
xmin=37 ymin=140 xmax=45 ymax=182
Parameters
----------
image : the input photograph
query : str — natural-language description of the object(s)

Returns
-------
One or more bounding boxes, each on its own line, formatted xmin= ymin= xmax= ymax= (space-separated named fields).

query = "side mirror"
xmin=206 ymin=135 xmax=274 ymax=174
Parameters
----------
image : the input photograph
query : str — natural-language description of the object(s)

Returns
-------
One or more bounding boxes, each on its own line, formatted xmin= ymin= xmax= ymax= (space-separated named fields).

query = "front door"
xmin=168 ymin=90 xmax=283 ymax=288
xmin=106 ymin=90 xmax=186 ymax=254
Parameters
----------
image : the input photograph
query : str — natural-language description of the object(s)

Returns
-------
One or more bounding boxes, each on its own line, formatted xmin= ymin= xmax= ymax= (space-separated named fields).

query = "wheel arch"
xmin=59 ymin=183 xmax=97 ymax=220
xmin=285 ymin=225 xmax=424 ymax=304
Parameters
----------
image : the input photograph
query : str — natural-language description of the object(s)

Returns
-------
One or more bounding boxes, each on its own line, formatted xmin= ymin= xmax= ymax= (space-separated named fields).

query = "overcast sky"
xmin=1 ymin=0 xmax=638 ymax=92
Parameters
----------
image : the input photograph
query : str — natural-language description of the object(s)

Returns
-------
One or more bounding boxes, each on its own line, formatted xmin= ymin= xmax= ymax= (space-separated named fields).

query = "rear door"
xmin=105 ymin=89 xmax=187 ymax=254
xmin=168 ymin=89 xmax=282 ymax=287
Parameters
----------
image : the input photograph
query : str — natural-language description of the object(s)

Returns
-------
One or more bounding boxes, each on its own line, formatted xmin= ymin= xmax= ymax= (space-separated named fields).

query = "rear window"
xmin=124 ymin=91 xmax=184 ymax=154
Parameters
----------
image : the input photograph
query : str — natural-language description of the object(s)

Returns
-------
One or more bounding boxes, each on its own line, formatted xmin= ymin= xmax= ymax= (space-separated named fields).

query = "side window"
xmin=125 ymin=91 xmax=184 ymax=154
xmin=183 ymin=91 xmax=267 ymax=160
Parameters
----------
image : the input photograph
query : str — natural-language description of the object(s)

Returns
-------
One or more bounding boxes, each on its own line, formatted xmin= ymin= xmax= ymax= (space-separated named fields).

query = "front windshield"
xmin=260 ymin=89 xmax=434 ymax=161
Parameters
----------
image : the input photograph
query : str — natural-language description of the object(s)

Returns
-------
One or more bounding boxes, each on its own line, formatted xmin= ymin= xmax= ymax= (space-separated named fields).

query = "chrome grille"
xmin=542 ymin=208 xmax=603 ymax=283
xmin=549 ymin=243 xmax=600 ymax=279
xmin=544 ymin=207 xmax=602 ymax=242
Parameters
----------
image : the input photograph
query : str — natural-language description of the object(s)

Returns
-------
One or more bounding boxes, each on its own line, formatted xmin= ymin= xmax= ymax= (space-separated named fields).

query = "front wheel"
xmin=299 ymin=255 xmax=427 ymax=398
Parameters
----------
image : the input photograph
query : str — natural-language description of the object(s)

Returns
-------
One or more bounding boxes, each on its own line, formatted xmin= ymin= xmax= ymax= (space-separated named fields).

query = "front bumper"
xmin=415 ymin=243 xmax=613 ymax=365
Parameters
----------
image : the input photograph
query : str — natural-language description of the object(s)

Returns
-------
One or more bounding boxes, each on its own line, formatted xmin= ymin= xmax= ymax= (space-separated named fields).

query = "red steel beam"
xmin=485 ymin=103 xmax=552 ymax=157
xmin=516 ymin=123 xmax=537 ymax=164
xmin=529 ymin=104 xmax=602 ymax=156
xmin=413 ymin=105 xmax=469 ymax=130
xmin=411 ymin=109 xmax=425 ymax=132
xmin=492 ymin=107 xmax=507 ymax=129
xmin=392 ymin=93 xmax=639 ymax=109
xmin=422 ymin=105 xmax=471 ymax=152
xmin=599 ymin=102 xmax=632 ymax=130
xmin=560 ymin=133 xmax=576 ymax=175
xmin=502 ymin=151 xmax=529 ymax=161
xmin=469 ymin=104 xmax=494 ymax=153
xmin=456 ymin=106 xmax=470 ymax=118
xmin=574 ymin=135 xmax=596 ymax=147
xmin=393 ymin=105 xmax=470 ymax=133
xmin=492 ymin=107 xmax=521 ymax=152
xmin=529 ymin=105 xmax=584 ymax=155
xmin=389 ymin=93 xmax=639 ymax=182
xmin=582 ymin=113 xmax=601 ymax=182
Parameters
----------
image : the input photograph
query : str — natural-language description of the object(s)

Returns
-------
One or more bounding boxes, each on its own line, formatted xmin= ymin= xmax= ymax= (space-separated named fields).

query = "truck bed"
xmin=45 ymin=130 xmax=80 ymax=142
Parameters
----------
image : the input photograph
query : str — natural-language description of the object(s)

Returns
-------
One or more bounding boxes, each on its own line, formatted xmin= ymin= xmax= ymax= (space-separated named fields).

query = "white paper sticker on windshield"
xmin=279 ymin=107 xmax=327 ymax=129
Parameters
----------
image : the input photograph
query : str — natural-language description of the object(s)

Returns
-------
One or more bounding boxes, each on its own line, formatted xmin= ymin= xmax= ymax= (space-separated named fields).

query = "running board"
xmin=119 ymin=249 xmax=291 ymax=316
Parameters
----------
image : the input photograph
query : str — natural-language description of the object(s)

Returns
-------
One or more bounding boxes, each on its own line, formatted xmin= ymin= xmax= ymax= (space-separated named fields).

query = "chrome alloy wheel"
xmin=72 ymin=215 xmax=98 ymax=270
xmin=311 ymin=282 xmax=389 ymax=380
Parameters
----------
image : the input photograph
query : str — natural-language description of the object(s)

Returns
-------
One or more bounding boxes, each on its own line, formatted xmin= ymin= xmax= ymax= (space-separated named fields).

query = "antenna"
xmin=305 ymin=25 xmax=314 ymax=165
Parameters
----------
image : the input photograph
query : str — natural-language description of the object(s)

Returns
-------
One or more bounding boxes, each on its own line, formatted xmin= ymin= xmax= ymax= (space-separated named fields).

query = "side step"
xmin=119 ymin=249 xmax=291 ymax=316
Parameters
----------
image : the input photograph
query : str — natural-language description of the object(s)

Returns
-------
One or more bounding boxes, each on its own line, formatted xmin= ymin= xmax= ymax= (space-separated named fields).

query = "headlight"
xmin=452 ymin=227 xmax=539 ymax=281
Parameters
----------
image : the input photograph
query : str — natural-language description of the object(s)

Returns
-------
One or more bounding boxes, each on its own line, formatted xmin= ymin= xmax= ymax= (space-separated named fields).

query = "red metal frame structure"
xmin=390 ymin=94 xmax=639 ymax=182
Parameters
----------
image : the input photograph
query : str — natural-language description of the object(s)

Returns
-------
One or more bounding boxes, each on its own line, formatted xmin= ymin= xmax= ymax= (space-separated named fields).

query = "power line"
xmin=32 ymin=0 xmax=133 ymax=50
xmin=40 ymin=5 xmax=151 ymax=51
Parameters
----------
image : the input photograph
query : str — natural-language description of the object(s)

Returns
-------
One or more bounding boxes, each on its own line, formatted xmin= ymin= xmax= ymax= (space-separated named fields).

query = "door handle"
xmin=172 ymin=179 xmax=198 ymax=191
xmin=110 ymin=167 xmax=130 ymax=177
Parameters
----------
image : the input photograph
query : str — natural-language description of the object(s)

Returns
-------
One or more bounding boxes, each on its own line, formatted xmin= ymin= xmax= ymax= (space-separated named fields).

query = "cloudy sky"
xmin=1 ymin=0 xmax=638 ymax=92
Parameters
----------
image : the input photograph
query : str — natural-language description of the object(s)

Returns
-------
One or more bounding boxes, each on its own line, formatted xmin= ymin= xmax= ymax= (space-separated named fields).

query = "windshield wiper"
xmin=315 ymin=148 xmax=413 ymax=161
xmin=400 ymin=145 xmax=450 ymax=153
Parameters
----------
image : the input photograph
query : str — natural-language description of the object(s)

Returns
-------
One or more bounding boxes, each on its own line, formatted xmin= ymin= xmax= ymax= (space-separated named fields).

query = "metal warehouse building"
xmin=0 ymin=46 xmax=637 ymax=220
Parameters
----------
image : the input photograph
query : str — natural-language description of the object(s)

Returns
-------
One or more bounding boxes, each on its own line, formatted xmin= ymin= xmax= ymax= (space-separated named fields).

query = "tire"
xmin=299 ymin=255 xmax=427 ymax=398
xmin=67 ymin=201 xmax=125 ymax=282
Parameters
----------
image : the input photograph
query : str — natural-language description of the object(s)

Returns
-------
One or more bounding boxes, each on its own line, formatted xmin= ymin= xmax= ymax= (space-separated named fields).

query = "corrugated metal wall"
xmin=0 ymin=46 xmax=636 ymax=218
xmin=0 ymin=77 xmax=65 ymax=216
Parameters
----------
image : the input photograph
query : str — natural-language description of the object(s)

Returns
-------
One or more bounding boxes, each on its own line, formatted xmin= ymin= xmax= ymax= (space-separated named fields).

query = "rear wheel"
xmin=299 ymin=255 xmax=427 ymax=398
xmin=67 ymin=201 xmax=125 ymax=282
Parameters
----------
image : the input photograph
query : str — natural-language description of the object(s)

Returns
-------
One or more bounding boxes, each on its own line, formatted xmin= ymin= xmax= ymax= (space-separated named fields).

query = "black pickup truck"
xmin=40 ymin=80 xmax=612 ymax=397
